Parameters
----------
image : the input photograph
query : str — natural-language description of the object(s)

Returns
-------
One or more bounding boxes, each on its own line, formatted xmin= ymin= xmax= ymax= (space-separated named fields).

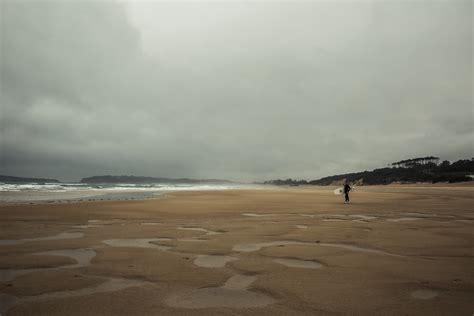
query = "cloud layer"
xmin=1 ymin=0 xmax=472 ymax=181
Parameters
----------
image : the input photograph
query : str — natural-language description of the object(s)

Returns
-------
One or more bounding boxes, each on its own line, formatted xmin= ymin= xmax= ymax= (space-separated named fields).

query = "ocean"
xmin=0 ymin=182 xmax=252 ymax=203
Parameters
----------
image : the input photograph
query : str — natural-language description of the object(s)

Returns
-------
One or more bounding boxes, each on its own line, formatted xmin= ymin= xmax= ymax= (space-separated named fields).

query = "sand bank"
xmin=0 ymin=184 xmax=473 ymax=315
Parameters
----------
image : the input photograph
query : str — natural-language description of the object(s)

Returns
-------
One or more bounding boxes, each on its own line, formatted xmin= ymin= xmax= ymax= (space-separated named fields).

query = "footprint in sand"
xmin=165 ymin=274 xmax=276 ymax=308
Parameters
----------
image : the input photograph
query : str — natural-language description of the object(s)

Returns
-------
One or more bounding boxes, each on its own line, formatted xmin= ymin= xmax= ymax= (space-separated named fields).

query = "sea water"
xmin=0 ymin=182 xmax=252 ymax=203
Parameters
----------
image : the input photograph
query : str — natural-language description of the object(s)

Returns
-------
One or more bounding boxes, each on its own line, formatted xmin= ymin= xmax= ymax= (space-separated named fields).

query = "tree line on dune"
xmin=263 ymin=157 xmax=474 ymax=186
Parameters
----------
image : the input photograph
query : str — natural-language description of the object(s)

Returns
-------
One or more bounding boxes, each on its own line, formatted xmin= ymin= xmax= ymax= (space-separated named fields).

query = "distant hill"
xmin=80 ymin=175 xmax=234 ymax=184
xmin=0 ymin=175 xmax=59 ymax=183
xmin=264 ymin=157 xmax=474 ymax=186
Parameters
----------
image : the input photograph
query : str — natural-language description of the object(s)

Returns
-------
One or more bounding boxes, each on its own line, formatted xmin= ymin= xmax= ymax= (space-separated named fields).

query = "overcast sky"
xmin=1 ymin=0 xmax=472 ymax=182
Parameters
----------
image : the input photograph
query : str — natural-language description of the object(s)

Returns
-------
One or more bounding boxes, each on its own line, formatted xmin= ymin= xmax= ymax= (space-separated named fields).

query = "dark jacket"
xmin=343 ymin=184 xmax=351 ymax=194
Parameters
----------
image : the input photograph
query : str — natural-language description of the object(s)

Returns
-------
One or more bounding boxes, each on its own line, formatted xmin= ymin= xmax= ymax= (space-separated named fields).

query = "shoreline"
xmin=1 ymin=182 xmax=473 ymax=206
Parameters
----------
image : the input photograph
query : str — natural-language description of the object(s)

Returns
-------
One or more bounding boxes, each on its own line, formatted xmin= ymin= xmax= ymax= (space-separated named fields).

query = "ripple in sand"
xmin=194 ymin=255 xmax=237 ymax=268
xmin=177 ymin=226 xmax=220 ymax=235
xmin=0 ymin=232 xmax=84 ymax=246
xmin=102 ymin=238 xmax=172 ymax=251
xmin=273 ymin=258 xmax=322 ymax=269
xmin=411 ymin=289 xmax=438 ymax=300
xmin=140 ymin=222 xmax=162 ymax=226
xmin=165 ymin=274 xmax=276 ymax=308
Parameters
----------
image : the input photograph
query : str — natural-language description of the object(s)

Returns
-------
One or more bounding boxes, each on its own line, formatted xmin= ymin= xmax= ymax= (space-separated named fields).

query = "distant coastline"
xmin=0 ymin=175 xmax=59 ymax=183
xmin=80 ymin=175 xmax=235 ymax=184
xmin=0 ymin=174 xmax=234 ymax=185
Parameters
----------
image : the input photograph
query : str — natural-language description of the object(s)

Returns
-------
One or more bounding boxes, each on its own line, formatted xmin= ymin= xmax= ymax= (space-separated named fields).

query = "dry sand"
xmin=0 ymin=184 xmax=473 ymax=315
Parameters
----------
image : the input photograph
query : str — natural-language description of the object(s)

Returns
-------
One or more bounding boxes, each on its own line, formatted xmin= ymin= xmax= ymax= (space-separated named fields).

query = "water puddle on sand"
xmin=300 ymin=214 xmax=378 ymax=222
xmin=88 ymin=219 xmax=126 ymax=225
xmin=401 ymin=213 xmax=432 ymax=218
xmin=233 ymin=241 xmax=306 ymax=252
xmin=319 ymin=243 xmax=403 ymax=257
xmin=0 ymin=268 xmax=38 ymax=283
xmin=411 ymin=289 xmax=438 ymax=300
xmin=223 ymin=275 xmax=256 ymax=290
xmin=165 ymin=274 xmax=276 ymax=308
xmin=36 ymin=249 xmax=96 ymax=268
xmin=454 ymin=219 xmax=473 ymax=223
xmin=178 ymin=238 xmax=207 ymax=242
xmin=0 ymin=293 xmax=18 ymax=315
xmin=349 ymin=215 xmax=377 ymax=220
xmin=242 ymin=213 xmax=275 ymax=217
xmin=387 ymin=217 xmax=423 ymax=222
xmin=1 ymin=278 xmax=148 ymax=314
xmin=22 ymin=277 xmax=146 ymax=302
xmin=71 ymin=225 xmax=102 ymax=229
xmin=0 ymin=232 xmax=84 ymax=246
xmin=140 ymin=222 xmax=162 ymax=226
xmin=102 ymin=238 xmax=172 ymax=251
xmin=242 ymin=213 xmax=292 ymax=217
xmin=273 ymin=258 xmax=322 ymax=269
xmin=233 ymin=241 xmax=403 ymax=257
xmin=0 ymin=248 xmax=96 ymax=282
xmin=194 ymin=255 xmax=237 ymax=268
xmin=177 ymin=226 xmax=220 ymax=235
xmin=295 ymin=225 xmax=308 ymax=229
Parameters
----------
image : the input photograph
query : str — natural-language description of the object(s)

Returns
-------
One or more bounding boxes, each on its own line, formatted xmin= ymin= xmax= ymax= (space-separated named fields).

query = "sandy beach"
xmin=0 ymin=185 xmax=473 ymax=315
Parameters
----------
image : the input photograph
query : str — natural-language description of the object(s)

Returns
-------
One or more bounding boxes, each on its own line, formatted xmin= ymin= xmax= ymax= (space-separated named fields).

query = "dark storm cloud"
xmin=0 ymin=0 xmax=472 ymax=181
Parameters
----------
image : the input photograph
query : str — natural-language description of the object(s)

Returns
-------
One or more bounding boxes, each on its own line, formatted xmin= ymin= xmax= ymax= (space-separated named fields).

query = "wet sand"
xmin=0 ymin=184 xmax=473 ymax=315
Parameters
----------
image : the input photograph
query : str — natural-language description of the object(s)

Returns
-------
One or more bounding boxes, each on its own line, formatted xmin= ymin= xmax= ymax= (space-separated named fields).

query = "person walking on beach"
xmin=343 ymin=183 xmax=351 ymax=203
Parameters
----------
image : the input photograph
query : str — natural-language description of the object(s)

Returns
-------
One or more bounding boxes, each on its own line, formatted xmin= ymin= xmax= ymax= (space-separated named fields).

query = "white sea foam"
xmin=0 ymin=183 xmax=255 ymax=203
